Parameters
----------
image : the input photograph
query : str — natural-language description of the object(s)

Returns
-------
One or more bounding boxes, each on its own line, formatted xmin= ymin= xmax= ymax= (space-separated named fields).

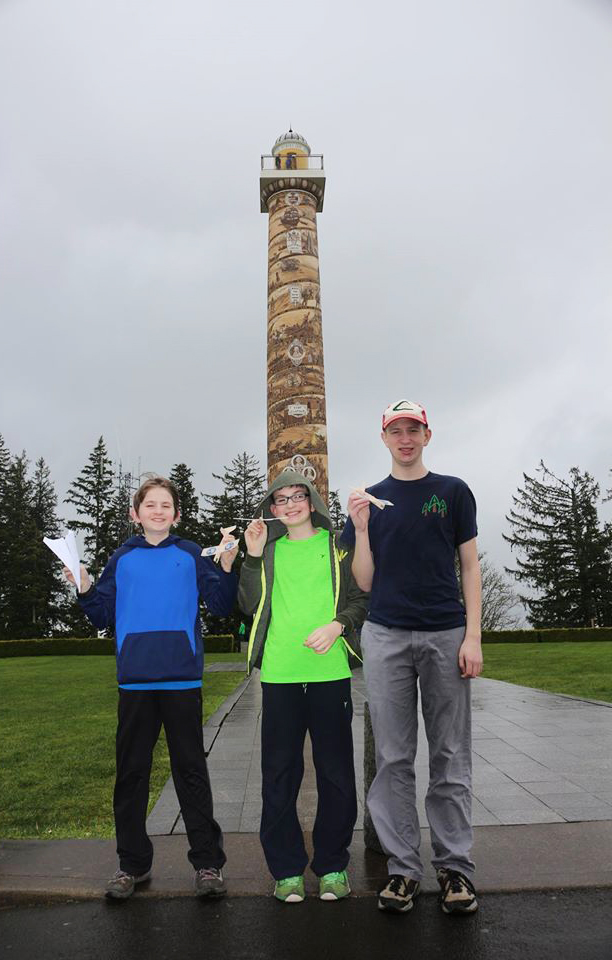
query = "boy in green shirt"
xmin=238 ymin=469 xmax=368 ymax=902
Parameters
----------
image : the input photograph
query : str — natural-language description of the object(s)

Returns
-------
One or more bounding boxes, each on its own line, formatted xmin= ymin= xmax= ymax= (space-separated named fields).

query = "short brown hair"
xmin=133 ymin=475 xmax=180 ymax=516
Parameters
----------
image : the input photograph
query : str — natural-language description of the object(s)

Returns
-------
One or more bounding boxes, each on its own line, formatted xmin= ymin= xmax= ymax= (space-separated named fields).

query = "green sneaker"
xmin=319 ymin=870 xmax=350 ymax=901
xmin=274 ymin=875 xmax=305 ymax=903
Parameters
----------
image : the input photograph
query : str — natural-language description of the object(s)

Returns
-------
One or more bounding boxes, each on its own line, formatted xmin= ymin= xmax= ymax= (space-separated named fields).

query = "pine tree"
xmin=201 ymin=453 xmax=265 ymax=638
xmin=504 ymin=462 xmax=612 ymax=627
xmin=29 ymin=457 xmax=72 ymax=635
xmin=65 ymin=437 xmax=115 ymax=579
xmin=0 ymin=453 xmax=38 ymax=638
xmin=328 ymin=489 xmax=347 ymax=532
xmin=169 ymin=463 xmax=202 ymax=542
xmin=0 ymin=435 xmax=12 ymax=632
xmin=201 ymin=452 xmax=265 ymax=537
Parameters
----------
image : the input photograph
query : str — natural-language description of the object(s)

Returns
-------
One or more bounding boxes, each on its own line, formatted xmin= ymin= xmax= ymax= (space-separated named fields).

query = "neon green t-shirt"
xmin=260 ymin=528 xmax=351 ymax=683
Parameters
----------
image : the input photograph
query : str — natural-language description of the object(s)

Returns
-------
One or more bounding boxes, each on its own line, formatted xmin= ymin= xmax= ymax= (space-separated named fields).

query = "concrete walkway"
xmin=2 ymin=671 xmax=612 ymax=902
xmin=148 ymin=669 xmax=612 ymax=834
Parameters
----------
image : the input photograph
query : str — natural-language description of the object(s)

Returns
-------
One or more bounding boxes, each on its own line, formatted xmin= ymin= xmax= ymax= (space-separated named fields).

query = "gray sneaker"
xmin=105 ymin=868 xmax=151 ymax=899
xmin=194 ymin=867 xmax=227 ymax=898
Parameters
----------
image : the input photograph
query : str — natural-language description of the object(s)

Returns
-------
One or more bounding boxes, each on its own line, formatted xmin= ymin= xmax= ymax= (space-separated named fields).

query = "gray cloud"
xmin=1 ymin=0 xmax=611 ymax=578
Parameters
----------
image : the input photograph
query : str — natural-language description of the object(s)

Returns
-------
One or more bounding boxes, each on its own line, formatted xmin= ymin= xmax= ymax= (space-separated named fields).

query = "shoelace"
xmin=386 ymin=875 xmax=409 ymax=895
xmin=445 ymin=871 xmax=475 ymax=895
xmin=322 ymin=872 xmax=345 ymax=883
xmin=197 ymin=868 xmax=220 ymax=879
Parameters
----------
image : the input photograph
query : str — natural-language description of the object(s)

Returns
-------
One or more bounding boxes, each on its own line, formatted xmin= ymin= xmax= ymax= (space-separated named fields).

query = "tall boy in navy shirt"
xmin=65 ymin=476 xmax=237 ymax=899
xmin=343 ymin=400 xmax=482 ymax=916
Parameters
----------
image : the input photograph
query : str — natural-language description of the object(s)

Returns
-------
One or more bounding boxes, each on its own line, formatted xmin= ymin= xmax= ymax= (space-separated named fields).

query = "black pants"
xmin=260 ymin=679 xmax=357 ymax=880
xmin=114 ymin=688 xmax=225 ymax=875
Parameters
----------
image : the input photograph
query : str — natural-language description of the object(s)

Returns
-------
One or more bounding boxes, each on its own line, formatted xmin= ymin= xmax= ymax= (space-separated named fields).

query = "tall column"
xmin=260 ymin=131 xmax=329 ymax=502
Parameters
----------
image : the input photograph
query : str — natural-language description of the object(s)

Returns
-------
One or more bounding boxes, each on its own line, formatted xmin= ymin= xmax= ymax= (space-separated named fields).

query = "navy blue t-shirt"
xmin=340 ymin=472 xmax=477 ymax=631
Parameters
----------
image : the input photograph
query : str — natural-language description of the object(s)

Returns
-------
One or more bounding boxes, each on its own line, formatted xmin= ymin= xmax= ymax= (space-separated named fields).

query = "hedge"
xmin=3 ymin=628 xmax=610 ymax=656
xmin=482 ymin=627 xmax=612 ymax=644
xmin=0 ymin=634 xmax=237 ymax=657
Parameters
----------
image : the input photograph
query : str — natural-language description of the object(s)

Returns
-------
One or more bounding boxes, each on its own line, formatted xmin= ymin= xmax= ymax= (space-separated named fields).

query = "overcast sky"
xmin=1 ymin=0 xmax=611 ymax=581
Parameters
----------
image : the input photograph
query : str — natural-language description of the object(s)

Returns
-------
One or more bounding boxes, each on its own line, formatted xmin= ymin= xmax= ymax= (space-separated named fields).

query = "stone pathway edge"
xmin=146 ymin=672 xmax=252 ymax=836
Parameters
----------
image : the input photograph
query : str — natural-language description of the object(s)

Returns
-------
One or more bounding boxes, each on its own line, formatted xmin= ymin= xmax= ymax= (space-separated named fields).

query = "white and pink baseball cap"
xmin=382 ymin=399 xmax=428 ymax=430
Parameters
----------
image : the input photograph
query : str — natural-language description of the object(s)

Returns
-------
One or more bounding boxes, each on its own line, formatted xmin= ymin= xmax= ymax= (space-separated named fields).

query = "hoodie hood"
xmin=123 ymin=534 xmax=181 ymax=549
xmin=254 ymin=469 xmax=331 ymax=543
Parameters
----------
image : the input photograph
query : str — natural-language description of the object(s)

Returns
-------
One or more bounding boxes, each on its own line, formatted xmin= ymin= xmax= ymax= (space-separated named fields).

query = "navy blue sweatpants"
xmin=114 ymin=688 xmax=225 ymax=875
xmin=260 ymin=678 xmax=357 ymax=880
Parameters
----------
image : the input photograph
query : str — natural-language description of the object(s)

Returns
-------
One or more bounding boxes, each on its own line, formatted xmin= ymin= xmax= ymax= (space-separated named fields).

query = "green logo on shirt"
xmin=421 ymin=494 xmax=448 ymax=518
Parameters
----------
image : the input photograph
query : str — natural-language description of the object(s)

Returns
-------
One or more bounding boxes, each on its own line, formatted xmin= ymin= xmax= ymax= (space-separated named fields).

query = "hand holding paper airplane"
xmin=43 ymin=531 xmax=88 ymax=591
xmin=201 ymin=526 xmax=239 ymax=567
xmin=352 ymin=487 xmax=394 ymax=509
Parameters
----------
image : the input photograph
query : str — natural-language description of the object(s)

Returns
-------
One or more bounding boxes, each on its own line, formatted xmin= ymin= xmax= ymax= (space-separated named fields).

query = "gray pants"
xmin=362 ymin=621 xmax=474 ymax=881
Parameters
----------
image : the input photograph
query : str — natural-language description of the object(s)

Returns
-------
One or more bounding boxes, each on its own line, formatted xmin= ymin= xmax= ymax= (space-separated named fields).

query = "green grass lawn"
xmin=482 ymin=642 xmax=612 ymax=703
xmin=0 ymin=656 xmax=245 ymax=840
xmin=205 ymin=653 xmax=246 ymax=663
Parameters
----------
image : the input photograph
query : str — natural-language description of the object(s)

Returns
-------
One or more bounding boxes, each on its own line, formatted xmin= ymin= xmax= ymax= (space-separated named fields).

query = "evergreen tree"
xmin=0 ymin=453 xmax=38 ymax=638
xmin=199 ymin=492 xmax=236 ymax=545
xmin=0 ymin=435 xmax=12 ymax=632
xmin=0 ymin=434 xmax=10 ymax=485
xmin=65 ymin=437 xmax=115 ymax=579
xmin=202 ymin=453 xmax=266 ymax=531
xmin=201 ymin=453 xmax=265 ymax=638
xmin=169 ymin=463 xmax=202 ymax=542
xmin=504 ymin=462 xmax=612 ymax=627
xmin=328 ymin=489 xmax=347 ymax=532
xmin=29 ymin=457 xmax=73 ymax=635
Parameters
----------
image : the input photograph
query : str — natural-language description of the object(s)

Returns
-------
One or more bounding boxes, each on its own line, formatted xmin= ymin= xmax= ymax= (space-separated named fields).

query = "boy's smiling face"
xmin=131 ymin=485 xmax=180 ymax=542
xmin=270 ymin=485 xmax=314 ymax=530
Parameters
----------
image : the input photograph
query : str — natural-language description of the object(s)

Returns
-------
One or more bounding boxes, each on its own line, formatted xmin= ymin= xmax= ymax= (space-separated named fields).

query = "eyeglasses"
xmin=273 ymin=492 xmax=309 ymax=506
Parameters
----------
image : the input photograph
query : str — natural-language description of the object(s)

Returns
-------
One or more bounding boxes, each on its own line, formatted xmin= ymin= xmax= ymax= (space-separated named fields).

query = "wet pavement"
xmin=2 ymin=670 xmax=612 ymax=903
xmin=3 ymin=669 xmax=612 ymax=959
xmin=148 ymin=669 xmax=612 ymax=836
xmin=2 ymin=889 xmax=611 ymax=960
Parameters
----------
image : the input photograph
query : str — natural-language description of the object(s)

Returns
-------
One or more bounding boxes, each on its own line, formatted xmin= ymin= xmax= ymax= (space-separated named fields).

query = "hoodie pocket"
xmin=117 ymin=630 xmax=200 ymax=684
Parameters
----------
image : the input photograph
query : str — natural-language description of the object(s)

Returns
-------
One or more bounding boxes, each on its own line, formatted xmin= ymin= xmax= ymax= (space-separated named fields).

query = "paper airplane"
xmin=352 ymin=488 xmax=394 ymax=510
xmin=43 ymin=530 xmax=81 ymax=589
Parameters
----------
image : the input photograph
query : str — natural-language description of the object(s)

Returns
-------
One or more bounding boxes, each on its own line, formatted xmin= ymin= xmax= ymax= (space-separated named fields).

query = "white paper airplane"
xmin=43 ymin=530 xmax=81 ymax=589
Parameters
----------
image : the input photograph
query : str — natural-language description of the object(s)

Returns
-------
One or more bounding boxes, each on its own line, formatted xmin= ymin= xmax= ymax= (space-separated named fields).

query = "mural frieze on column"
xmin=265 ymin=177 xmax=329 ymax=500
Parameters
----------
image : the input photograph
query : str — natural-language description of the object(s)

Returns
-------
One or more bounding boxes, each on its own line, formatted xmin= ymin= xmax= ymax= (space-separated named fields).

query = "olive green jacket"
xmin=237 ymin=469 xmax=369 ymax=675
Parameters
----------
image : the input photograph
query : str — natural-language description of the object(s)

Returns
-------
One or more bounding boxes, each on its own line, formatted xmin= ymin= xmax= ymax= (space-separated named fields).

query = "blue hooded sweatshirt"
xmin=78 ymin=534 xmax=237 ymax=690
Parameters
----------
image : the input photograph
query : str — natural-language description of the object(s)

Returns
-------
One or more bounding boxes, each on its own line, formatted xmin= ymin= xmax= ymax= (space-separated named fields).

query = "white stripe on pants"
xmin=362 ymin=621 xmax=474 ymax=880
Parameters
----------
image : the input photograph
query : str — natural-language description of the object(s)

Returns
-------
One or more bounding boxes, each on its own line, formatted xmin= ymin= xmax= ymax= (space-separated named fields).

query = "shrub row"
xmin=0 ymin=634 xmax=237 ymax=657
xmin=482 ymin=627 xmax=612 ymax=644
xmin=3 ymin=628 xmax=609 ymax=656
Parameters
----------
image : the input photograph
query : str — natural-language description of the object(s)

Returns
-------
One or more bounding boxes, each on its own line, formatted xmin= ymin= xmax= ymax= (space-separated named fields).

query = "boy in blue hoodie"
xmin=66 ymin=476 xmax=238 ymax=899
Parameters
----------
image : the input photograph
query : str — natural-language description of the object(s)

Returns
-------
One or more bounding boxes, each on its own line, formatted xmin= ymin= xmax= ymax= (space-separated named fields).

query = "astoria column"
xmin=260 ymin=129 xmax=329 ymax=502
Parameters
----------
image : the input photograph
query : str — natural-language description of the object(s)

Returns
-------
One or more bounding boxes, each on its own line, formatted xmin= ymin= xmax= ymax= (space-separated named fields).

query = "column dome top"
xmin=272 ymin=129 xmax=311 ymax=156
